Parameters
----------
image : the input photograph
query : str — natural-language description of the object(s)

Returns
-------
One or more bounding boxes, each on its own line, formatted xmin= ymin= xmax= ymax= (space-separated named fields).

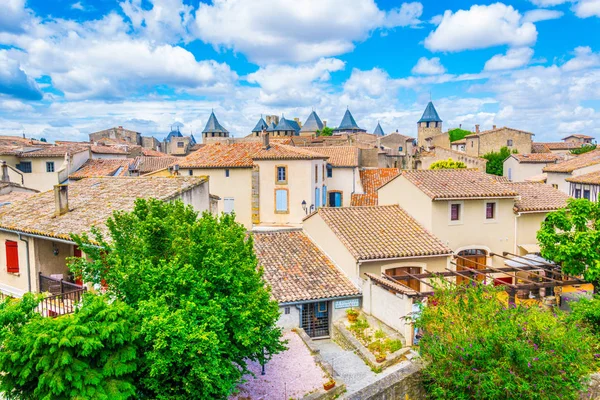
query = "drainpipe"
xmin=514 ymin=212 xmax=520 ymax=255
xmin=18 ymin=234 xmax=31 ymax=293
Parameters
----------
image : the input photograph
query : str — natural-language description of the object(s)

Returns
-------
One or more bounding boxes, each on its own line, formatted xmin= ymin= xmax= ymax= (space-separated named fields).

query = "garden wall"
xmin=345 ymin=361 xmax=426 ymax=400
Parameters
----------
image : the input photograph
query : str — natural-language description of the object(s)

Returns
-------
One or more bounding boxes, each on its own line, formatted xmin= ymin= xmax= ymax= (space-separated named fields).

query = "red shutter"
xmin=6 ymin=240 xmax=19 ymax=273
xmin=486 ymin=203 xmax=495 ymax=219
xmin=451 ymin=204 xmax=460 ymax=221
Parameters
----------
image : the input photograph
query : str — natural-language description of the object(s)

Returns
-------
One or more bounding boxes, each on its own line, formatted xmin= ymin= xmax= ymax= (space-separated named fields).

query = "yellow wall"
xmin=377 ymin=176 xmax=434 ymax=230
xmin=516 ymin=213 xmax=547 ymax=253
xmin=0 ymin=231 xmax=36 ymax=296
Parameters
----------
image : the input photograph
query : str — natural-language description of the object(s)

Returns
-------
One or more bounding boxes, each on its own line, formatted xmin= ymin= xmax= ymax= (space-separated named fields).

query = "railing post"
xmin=39 ymin=272 xmax=42 ymax=293
xmin=60 ymin=279 xmax=64 ymax=294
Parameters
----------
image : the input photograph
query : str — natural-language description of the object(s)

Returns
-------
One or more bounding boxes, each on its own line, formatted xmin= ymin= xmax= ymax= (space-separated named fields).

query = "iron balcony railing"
xmin=38 ymin=272 xmax=86 ymax=317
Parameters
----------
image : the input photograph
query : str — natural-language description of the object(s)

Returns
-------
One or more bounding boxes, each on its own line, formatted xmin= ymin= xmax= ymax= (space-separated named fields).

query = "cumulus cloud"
xmin=411 ymin=57 xmax=446 ymax=75
xmin=484 ymin=48 xmax=534 ymax=71
xmin=573 ymin=0 xmax=600 ymax=18
xmin=561 ymin=46 xmax=600 ymax=71
xmin=120 ymin=0 xmax=195 ymax=43
xmin=424 ymin=3 xmax=537 ymax=52
xmin=529 ymin=0 xmax=569 ymax=6
xmin=0 ymin=51 xmax=43 ymax=100
xmin=194 ymin=0 xmax=422 ymax=64
xmin=522 ymin=9 xmax=564 ymax=22
xmin=0 ymin=0 xmax=31 ymax=33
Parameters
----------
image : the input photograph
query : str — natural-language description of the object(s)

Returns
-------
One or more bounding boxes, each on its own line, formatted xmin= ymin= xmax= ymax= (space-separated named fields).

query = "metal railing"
xmin=36 ymin=288 xmax=86 ymax=317
xmin=39 ymin=273 xmax=83 ymax=295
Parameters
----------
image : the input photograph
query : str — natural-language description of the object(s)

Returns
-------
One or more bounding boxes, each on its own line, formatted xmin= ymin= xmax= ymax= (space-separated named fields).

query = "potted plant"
xmin=323 ymin=379 xmax=336 ymax=391
xmin=346 ymin=308 xmax=359 ymax=322
xmin=376 ymin=353 xmax=387 ymax=363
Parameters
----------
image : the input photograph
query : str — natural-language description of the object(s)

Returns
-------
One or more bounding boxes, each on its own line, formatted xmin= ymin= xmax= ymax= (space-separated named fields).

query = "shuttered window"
xmin=6 ymin=240 xmax=19 ymax=273
xmin=275 ymin=189 xmax=288 ymax=212
xmin=315 ymin=187 xmax=320 ymax=208
xmin=486 ymin=203 xmax=495 ymax=219
xmin=224 ymin=198 xmax=234 ymax=214
xmin=322 ymin=185 xmax=327 ymax=207
xmin=450 ymin=204 xmax=461 ymax=221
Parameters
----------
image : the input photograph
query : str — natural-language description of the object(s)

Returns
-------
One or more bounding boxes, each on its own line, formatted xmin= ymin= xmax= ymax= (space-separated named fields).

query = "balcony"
xmin=37 ymin=273 xmax=86 ymax=317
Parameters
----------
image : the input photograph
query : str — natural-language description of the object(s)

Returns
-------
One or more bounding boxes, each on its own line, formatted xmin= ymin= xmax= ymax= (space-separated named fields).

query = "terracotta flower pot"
xmin=347 ymin=313 xmax=358 ymax=323
xmin=376 ymin=355 xmax=386 ymax=363
xmin=324 ymin=380 xmax=336 ymax=391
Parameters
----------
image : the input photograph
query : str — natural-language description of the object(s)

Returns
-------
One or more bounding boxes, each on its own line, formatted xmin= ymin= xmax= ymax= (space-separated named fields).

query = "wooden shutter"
xmin=486 ymin=203 xmax=495 ymax=219
xmin=451 ymin=204 xmax=460 ymax=221
xmin=6 ymin=240 xmax=19 ymax=273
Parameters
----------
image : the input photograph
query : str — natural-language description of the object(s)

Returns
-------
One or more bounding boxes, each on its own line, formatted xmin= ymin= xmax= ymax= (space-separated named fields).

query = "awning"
xmin=505 ymin=253 xmax=555 ymax=268
xmin=518 ymin=243 xmax=540 ymax=254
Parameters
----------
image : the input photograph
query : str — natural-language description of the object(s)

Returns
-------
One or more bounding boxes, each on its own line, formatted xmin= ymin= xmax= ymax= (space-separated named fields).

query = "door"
xmin=456 ymin=249 xmax=487 ymax=284
xmin=328 ymin=192 xmax=342 ymax=207
xmin=386 ymin=267 xmax=421 ymax=291
xmin=73 ymin=246 xmax=83 ymax=286
xmin=301 ymin=302 xmax=329 ymax=338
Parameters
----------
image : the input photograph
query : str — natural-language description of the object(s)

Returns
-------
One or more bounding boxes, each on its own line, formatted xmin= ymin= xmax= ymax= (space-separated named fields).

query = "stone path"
xmin=314 ymin=338 xmax=411 ymax=395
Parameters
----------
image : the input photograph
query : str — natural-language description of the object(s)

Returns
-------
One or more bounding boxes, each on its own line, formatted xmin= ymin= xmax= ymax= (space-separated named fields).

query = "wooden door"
xmin=456 ymin=251 xmax=487 ymax=284
xmin=387 ymin=267 xmax=420 ymax=291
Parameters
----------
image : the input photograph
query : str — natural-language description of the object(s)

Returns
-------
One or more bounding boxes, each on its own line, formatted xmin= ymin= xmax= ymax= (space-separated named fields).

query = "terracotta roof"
xmin=0 ymin=177 xmax=207 ymax=241
xmin=178 ymin=142 xmax=326 ymax=168
xmin=351 ymin=168 xmax=400 ymax=206
xmin=0 ymin=191 xmax=37 ymax=204
xmin=315 ymin=205 xmax=451 ymax=260
xmin=141 ymin=148 xmax=167 ymax=157
xmin=69 ymin=159 xmax=131 ymax=180
xmin=308 ymin=146 xmax=359 ymax=167
xmin=17 ymin=145 xmax=89 ymax=158
xmin=365 ymin=273 xmax=418 ymax=296
xmin=465 ymin=127 xmax=533 ymax=138
xmin=535 ymin=142 xmax=579 ymax=151
xmin=543 ymin=149 xmax=600 ymax=173
xmin=0 ymin=146 xmax=22 ymax=156
xmin=531 ymin=143 xmax=551 ymax=153
xmin=0 ymin=136 xmax=51 ymax=147
xmin=136 ymin=156 xmax=180 ymax=174
xmin=562 ymin=134 xmax=594 ymax=140
xmin=253 ymin=230 xmax=360 ymax=303
xmin=504 ymin=182 xmax=569 ymax=212
xmin=90 ymin=145 xmax=128 ymax=155
xmin=510 ymin=153 xmax=563 ymax=163
xmin=401 ymin=169 xmax=519 ymax=200
xmin=525 ymin=173 xmax=547 ymax=183
xmin=566 ymin=170 xmax=600 ymax=185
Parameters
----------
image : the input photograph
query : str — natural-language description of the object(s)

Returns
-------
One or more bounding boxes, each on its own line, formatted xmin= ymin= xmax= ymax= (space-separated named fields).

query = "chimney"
xmin=262 ymin=128 xmax=270 ymax=149
xmin=323 ymin=120 xmax=327 ymax=127
xmin=54 ymin=184 xmax=68 ymax=216
xmin=459 ymin=124 xmax=462 ymax=129
xmin=1 ymin=161 xmax=9 ymax=183
xmin=493 ymin=125 xmax=497 ymax=130
xmin=475 ymin=124 xmax=480 ymax=133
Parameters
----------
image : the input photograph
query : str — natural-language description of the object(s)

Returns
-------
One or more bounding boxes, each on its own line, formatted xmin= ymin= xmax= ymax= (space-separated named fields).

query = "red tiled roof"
xmin=90 ymin=145 xmax=128 ymax=155
xmin=141 ymin=148 xmax=167 ymax=157
xmin=68 ymin=159 xmax=131 ymax=180
xmin=351 ymin=168 xmax=400 ymax=206
xmin=543 ymin=149 xmax=600 ymax=173
xmin=253 ymin=230 xmax=360 ymax=303
xmin=510 ymin=153 xmax=563 ymax=163
xmin=308 ymin=146 xmax=359 ymax=167
xmin=504 ymin=182 xmax=569 ymax=212
xmin=535 ymin=142 xmax=580 ymax=151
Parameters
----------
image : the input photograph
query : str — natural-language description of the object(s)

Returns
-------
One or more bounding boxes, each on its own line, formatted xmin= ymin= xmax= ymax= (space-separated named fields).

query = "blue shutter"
xmin=322 ymin=185 xmax=327 ymax=206
xmin=315 ymin=187 xmax=320 ymax=208
xmin=276 ymin=190 xmax=288 ymax=212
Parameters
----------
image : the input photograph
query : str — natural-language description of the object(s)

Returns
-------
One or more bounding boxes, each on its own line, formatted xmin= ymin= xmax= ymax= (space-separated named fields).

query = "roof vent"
xmin=54 ymin=184 xmax=68 ymax=216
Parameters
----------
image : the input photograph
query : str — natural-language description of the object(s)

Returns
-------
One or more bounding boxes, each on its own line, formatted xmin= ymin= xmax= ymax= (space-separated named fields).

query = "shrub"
xmin=448 ymin=128 xmax=472 ymax=142
xmin=415 ymin=283 xmax=597 ymax=399
xmin=482 ymin=146 xmax=514 ymax=176
xmin=429 ymin=158 xmax=467 ymax=170
xmin=571 ymin=144 xmax=596 ymax=155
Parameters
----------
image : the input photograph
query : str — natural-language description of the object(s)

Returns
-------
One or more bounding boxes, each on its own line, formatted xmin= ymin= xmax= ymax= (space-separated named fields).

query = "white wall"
xmin=326 ymin=167 xmax=361 ymax=207
xmin=277 ymin=305 xmax=300 ymax=330
xmin=503 ymin=158 xmax=548 ymax=182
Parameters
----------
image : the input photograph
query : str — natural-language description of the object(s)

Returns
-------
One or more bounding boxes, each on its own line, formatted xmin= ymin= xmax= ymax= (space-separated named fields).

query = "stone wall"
xmin=345 ymin=361 xmax=426 ymax=400
xmin=465 ymin=128 xmax=533 ymax=157
xmin=420 ymin=146 xmax=487 ymax=171
xmin=417 ymin=122 xmax=442 ymax=147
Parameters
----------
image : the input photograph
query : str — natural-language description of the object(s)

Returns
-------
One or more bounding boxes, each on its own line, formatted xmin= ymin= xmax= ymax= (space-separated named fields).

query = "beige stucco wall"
xmin=182 ymin=167 xmax=253 ymax=229
xmin=303 ymin=214 xmax=359 ymax=284
xmin=546 ymin=163 xmax=600 ymax=195
xmin=363 ymin=281 xmax=415 ymax=344
xmin=359 ymin=256 xmax=449 ymax=280
xmin=431 ymin=199 xmax=515 ymax=268
xmin=18 ymin=157 xmax=65 ymax=192
xmin=0 ymin=231 xmax=36 ymax=297
xmin=466 ymin=129 xmax=532 ymax=157
xmin=175 ymin=180 xmax=211 ymax=214
xmin=326 ymin=167 xmax=361 ymax=207
xmin=515 ymin=213 xmax=547 ymax=254
xmin=33 ymin=238 xmax=74 ymax=284
xmin=256 ymin=159 xmax=326 ymax=226
xmin=377 ymin=176 xmax=434 ymax=230
xmin=503 ymin=158 xmax=549 ymax=182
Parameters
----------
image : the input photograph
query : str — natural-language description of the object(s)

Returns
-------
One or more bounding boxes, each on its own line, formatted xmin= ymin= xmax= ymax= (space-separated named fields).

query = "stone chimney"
xmin=323 ymin=120 xmax=327 ymax=127
xmin=1 ymin=161 xmax=9 ymax=182
xmin=493 ymin=125 xmax=497 ymax=130
xmin=262 ymin=128 xmax=270 ymax=149
xmin=54 ymin=184 xmax=68 ymax=216
xmin=475 ymin=125 xmax=480 ymax=133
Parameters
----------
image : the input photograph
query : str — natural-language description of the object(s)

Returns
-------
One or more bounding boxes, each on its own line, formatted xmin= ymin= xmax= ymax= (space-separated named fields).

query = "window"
xmin=177 ymin=142 xmax=184 ymax=148
xmin=318 ymin=302 xmax=327 ymax=312
xmin=224 ymin=198 xmax=234 ymax=214
xmin=322 ymin=185 xmax=327 ymax=207
xmin=46 ymin=162 xmax=55 ymax=172
xmin=275 ymin=189 xmax=288 ymax=213
xmin=450 ymin=203 xmax=461 ymax=222
xmin=398 ymin=146 xmax=403 ymax=152
xmin=284 ymin=307 xmax=290 ymax=315
xmin=574 ymin=188 xmax=582 ymax=198
xmin=508 ymin=168 xmax=512 ymax=181
xmin=584 ymin=190 xmax=591 ymax=200
xmin=322 ymin=165 xmax=325 ymax=181
xmin=5 ymin=240 xmax=18 ymax=273
xmin=552 ymin=184 xmax=558 ymax=189
xmin=276 ymin=166 xmax=287 ymax=184
xmin=326 ymin=164 xmax=333 ymax=178
xmin=16 ymin=161 xmax=32 ymax=173
xmin=188 ymin=169 xmax=193 ymax=176
xmin=485 ymin=202 xmax=496 ymax=220
xmin=225 ymin=169 xmax=230 ymax=177
xmin=315 ymin=187 xmax=320 ymax=208
xmin=471 ymin=141 xmax=474 ymax=148
xmin=329 ymin=191 xmax=342 ymax=207
xmin=315 ymin=165 xmax=318 ymax=183
xmin=507 ymin=139 xmax=513 ymax=146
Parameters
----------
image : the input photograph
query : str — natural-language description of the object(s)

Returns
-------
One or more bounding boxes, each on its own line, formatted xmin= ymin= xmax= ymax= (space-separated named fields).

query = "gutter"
xmin=433 ymin=196 xmax=517 ymax=201
xmin=0 ymin=227 xmax=76 ymax=246
xmin=279 ymin=293 xmax=362 ymax=307
xmin=17 ymin=234 xmax=31 ymax=293
xmin=358 ymin=252 xmax=453 ymax=263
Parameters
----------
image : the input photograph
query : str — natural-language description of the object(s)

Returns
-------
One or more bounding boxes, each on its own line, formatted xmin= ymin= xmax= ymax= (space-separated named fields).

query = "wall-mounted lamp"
xmin=52 ymin=243 xmax=59 ymax=256
xmin=301 ymin=200 xmax=307 ymax=214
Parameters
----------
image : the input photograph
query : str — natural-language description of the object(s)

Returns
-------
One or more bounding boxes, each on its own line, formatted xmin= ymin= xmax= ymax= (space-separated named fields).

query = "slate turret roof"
xmin=274 ymin=117 xmax=300 ymax=134
xmin=202 ymin=111 xmax=229 ymax=134
xmin=252 ymin=117 xmax=268 ymax=133
xmin=266 ymin=122 xmax=277 ymax=132
xmin=373 ymin=122 xmax=385 ymax=136
xmin=418 ymin=101 xmax=442 ymax=123
xmin=165 ymin=127 xmax=183 ymax=142
xmin=301 ymin=111 xmax=324 ymax=133
xmin=337 ymin=108 xmax=363 ymax=131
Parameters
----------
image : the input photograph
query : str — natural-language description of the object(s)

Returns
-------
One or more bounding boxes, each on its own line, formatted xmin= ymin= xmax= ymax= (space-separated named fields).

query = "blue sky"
xmin=0 ymin=0 xmax=599 ymax=142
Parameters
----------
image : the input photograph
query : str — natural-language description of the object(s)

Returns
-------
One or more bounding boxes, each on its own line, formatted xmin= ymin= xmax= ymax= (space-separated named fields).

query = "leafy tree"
xmin=317 ymin=126 xmax=334 ymax=136
xmin=429 ymin=158 xmax=467 ymax=170
xmin=69 ymin=199 xmax=285 ymax=399
xmin=40 ymin=138 xmax=47 ymax=143
xmin=537 ymin=198 xmax=600 ymax=286
xmin=482 ymin=146 xmax=515 ymax=176
xmin=571 ymin=144 xmax=596 ymax=155
xmin=0 ymin=294 xmax=139 ymax=400
xmin=569 ymin=295 xmax=600 ymax=335
xmin=448 ymin=128 xmax=472 ymax=142
xmin=416 ymin=282 xmax=597 ymax=399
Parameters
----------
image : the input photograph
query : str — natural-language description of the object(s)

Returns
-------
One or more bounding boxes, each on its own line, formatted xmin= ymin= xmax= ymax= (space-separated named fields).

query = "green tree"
xmin=69 ymin=199 xmax=285 ymax=399
xmin=571 ymin=144 xmax=596 ymax=155
xmin=317 ymin=126 xmax=334 ymax=136
xmin=429 ymin=158 xmax=467 ymax=170
xmin=537 ymin=198 xmax=600 ymax=286
xmin=448 ymin=128 xmax=472 ymax=142
xmin=416 ymin=282 xmax=597 ymax=399
xmin=482 ymin=146 xmax=515 ymax=176
xmin=0 ymin=294 xmax=140 ymax=400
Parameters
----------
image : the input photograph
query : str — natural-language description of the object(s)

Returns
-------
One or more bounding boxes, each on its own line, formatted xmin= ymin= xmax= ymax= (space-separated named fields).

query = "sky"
xmin=0 ymin=0 xmax=599 ymax=142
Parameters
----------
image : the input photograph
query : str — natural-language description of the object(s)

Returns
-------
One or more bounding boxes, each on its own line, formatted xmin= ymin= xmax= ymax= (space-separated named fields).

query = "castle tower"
xmin=417 ymin=101 xmax=442 ymax=147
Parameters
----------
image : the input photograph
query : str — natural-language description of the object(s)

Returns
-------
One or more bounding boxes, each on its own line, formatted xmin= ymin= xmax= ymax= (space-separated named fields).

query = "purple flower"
xmin=528 ymin=362 xmax=531 ymax=368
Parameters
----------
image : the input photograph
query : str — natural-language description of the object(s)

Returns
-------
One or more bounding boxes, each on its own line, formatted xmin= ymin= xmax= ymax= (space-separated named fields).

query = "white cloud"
xmin=120 ymin=0 xmax=194 ymax=43
xmin=424 ymin=3 xmax=537 ymax=52
xmin=484 ymin=48 xmax=534 ymax=71
xmin=522 ymin=9 xmax=564 ymax=22
xmin=573 ymin=0 xmax=600 ymax=18
xmin=194 ymin=0 xmax=422 ymax=64
xmin=0 ymin=50 xmax=43 ymax=100
xmin=0 ymin=0 xmax=31 ymax=33
xmin=561 ymin=46 xmax=600 ymax=71
xmin=411 ymin=57 xmax=446 ymax=75
xmin=529 ymin=0 xmax=569 ymax=6
xmin=71 ymin=2 xmax=85 ymax=11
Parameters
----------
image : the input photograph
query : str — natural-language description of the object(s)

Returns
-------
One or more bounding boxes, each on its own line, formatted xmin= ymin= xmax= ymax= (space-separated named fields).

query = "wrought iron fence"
xmin=36 ymin=288 xmax=86 ymax=317
xmin=39 ymin=273 xmax=83 ymax=295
